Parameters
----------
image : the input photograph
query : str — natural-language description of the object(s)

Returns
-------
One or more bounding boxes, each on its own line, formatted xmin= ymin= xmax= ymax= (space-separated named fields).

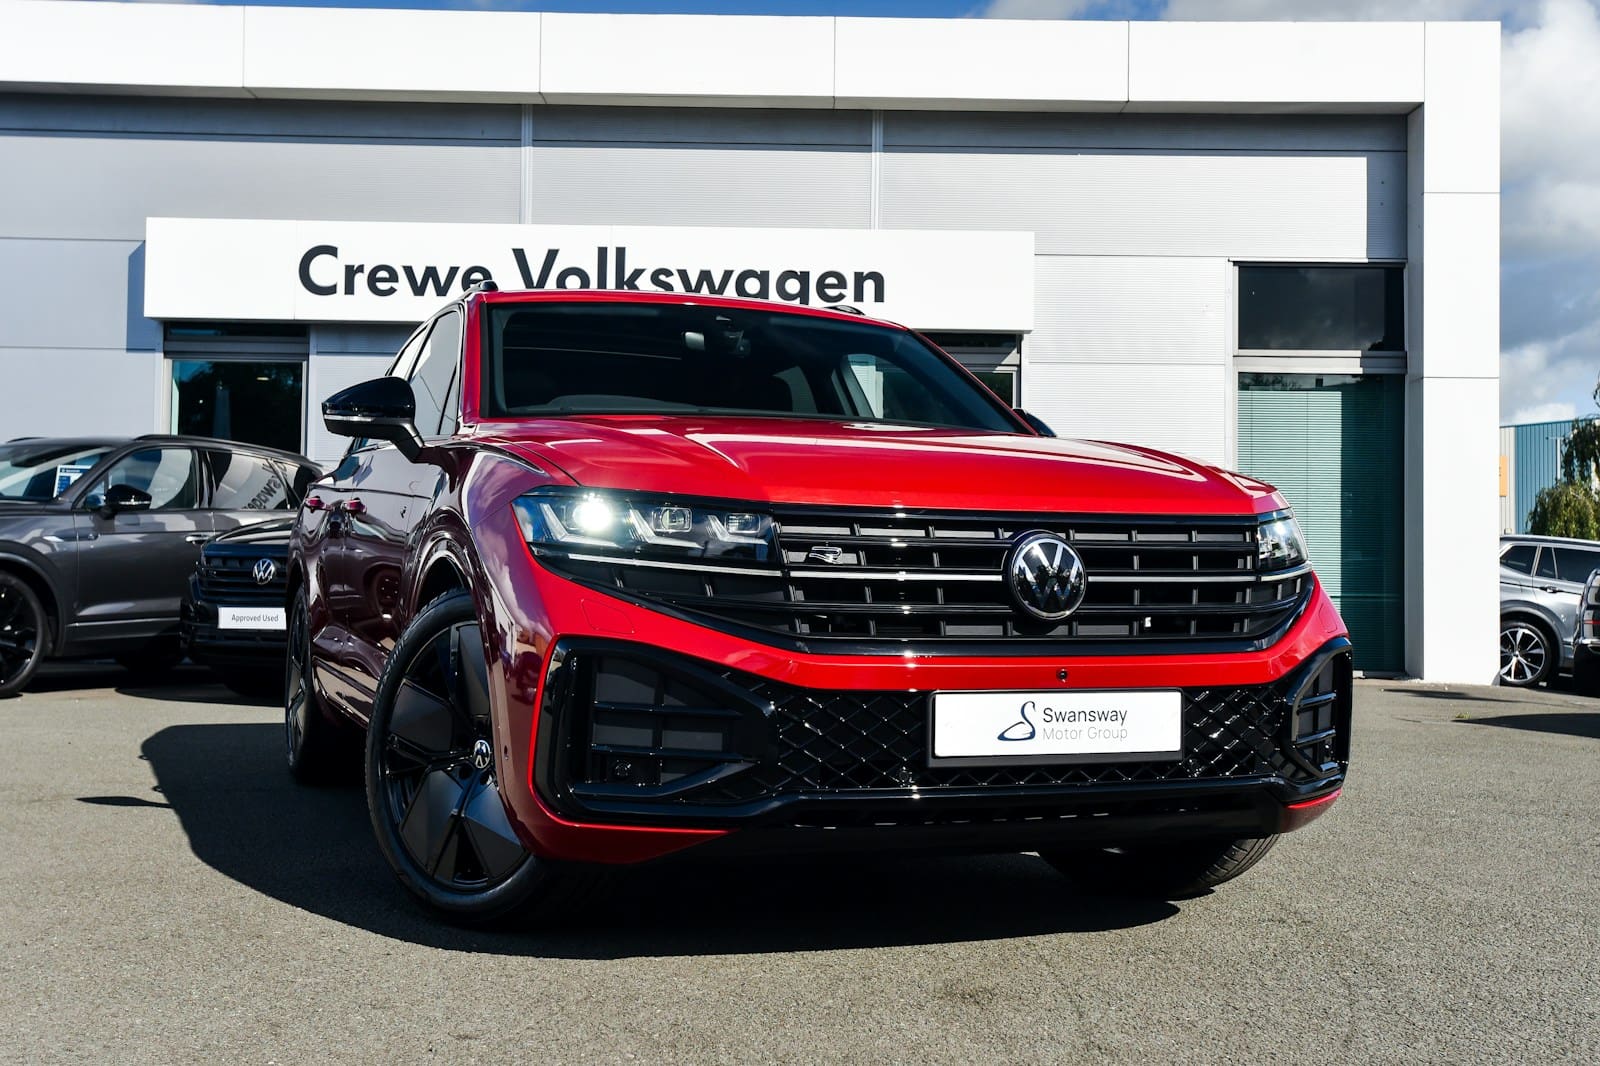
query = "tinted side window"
xmin=411 ymin=310 xmax=462 ymax=437
xmin=205 ymin=450 xmax=293 ymax=510
xmin=283 ymin=462 xmax=318 ymax=503
xmin=92 ymin=448 xmax=199 ymax=510
xmin=1536 ymin=549 xmax=1557 ymax=580
xmin=388 ymin=324 xmax=430 ymax=381
xmin=1554 ymin=547 xmax=1600 ymax=583
xmin=1500 ymin=544 xmax=1536 ymax=575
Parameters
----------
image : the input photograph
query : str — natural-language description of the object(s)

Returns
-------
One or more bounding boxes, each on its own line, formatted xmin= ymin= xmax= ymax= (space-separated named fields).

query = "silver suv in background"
xmin=1575 ymin=569 xmax=1600 ymax=697
xmin=1499 ymin=535 xmax=1600 ymax=687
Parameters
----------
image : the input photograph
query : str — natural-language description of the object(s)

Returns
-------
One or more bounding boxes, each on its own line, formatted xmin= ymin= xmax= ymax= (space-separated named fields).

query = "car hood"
xmin=474 ymin=416 xmax=1284 ymax=516
xmin=208 ymin=515 xmax=295 ymax=551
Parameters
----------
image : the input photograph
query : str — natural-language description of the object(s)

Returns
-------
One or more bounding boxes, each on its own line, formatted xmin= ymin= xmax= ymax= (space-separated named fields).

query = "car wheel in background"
xmin=1498 ymin=619 xmax=1555 ymax=688
xmin=366 ymin=589 xmax=588 ymax=925
xmin=1575 ymin=646 xmax=1600 ymax=699
xmin=1039 ymin=836 xmax=1279 ymax=898
xmin=284 ymin=589 xmax=351 ymax=783
xmin=0 ymin=572 xmax=49 ymax=698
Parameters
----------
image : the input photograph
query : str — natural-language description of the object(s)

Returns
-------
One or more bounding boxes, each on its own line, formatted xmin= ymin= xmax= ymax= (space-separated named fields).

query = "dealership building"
xmin=0 ymin=1 xmax=1499 ymax=681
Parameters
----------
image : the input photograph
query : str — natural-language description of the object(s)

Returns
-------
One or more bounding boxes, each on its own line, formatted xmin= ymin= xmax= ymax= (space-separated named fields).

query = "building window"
xmin=165 ymin=323 xmax=309 ymax=455
xmin=921 ymin=332 xmax=1021 ymax=407
xmin=1238 ymin=265 xmax=1404 ymax=352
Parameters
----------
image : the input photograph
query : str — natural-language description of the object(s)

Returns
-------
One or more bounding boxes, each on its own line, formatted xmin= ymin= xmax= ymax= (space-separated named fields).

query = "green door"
xmin=1237 ymin=373 xmax=1405 ymax=673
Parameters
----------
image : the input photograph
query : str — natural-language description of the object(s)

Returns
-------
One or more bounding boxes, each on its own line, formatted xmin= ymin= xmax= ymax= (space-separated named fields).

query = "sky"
xmin=118 ymin=0 xmax=1600 ymax=425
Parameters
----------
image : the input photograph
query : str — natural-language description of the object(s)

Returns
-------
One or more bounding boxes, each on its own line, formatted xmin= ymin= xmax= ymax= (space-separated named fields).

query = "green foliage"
xmin=1560 ymin=376 xmax=1600 ymax=483
xmin=1528 ymin=479 xmax=1600 ymax=541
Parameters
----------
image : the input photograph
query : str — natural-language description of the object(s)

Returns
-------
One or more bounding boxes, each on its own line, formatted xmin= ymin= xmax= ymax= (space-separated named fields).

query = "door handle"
xmin=304 ymin=495 xmax=326 ymax=511
xmin=1540 ymin=585 xmax=1561 ymax=594
xmin=341 ymin=498 xmax=367 ymax=516
xmin=184 ymin=533 xmax=215 ymax=545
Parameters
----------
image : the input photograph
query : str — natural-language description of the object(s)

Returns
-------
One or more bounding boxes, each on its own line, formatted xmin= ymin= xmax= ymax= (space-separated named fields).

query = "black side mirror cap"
xmin=1014 ymin=408 xmax=1056 ymax=437
xmin=322 ymin=376 xmax=424 ymax=461
xmin=96 ymin=483 xmax=152 ymax=518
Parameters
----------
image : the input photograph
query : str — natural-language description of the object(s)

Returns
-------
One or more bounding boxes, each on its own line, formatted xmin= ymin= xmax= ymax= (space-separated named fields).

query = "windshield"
xmin=0 ymin=442 xmax=115 ymax=501
xmin=482 ymin=303 xmax=1022 ymax=433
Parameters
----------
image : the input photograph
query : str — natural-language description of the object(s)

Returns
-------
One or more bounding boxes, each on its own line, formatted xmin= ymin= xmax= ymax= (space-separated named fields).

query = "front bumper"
xmin=179 ymin=577 xmax=287 ymax=670
xmin=524 ymin=633 xmax=1350 ymax=861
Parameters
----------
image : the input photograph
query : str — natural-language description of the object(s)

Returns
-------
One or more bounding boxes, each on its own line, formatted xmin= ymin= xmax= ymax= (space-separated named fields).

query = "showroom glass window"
xmin=167 ymin=324 xmax=308 ymax=454
xmin=1238 ymin=266 xmax=1404 ymax=351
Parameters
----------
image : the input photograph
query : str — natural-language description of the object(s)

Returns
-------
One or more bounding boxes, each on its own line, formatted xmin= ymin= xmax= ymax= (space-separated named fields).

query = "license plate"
xmin=217 ymin=606 xmax=287 ymax=632
xmin=930 ymin=689 xmax=1182 ymax=764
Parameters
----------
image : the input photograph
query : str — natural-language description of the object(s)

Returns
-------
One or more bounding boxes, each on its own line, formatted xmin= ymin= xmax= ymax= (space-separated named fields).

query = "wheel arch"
xmin=0 ymin=552 xmax=63 ymax=650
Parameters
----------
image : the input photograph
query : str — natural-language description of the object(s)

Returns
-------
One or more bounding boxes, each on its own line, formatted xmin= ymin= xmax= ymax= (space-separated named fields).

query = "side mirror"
xmin=95 ymin=483 xmax=152 ymax=519
xmin=1014 ymin=408 xmax=1056 ymax=438
xmin=323 ymin=376 xmax=423 ymax=462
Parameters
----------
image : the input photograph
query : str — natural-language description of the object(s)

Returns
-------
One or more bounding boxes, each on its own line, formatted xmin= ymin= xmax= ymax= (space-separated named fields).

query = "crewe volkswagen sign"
xmin=144 ymin=218 xmax=1036 ymax=332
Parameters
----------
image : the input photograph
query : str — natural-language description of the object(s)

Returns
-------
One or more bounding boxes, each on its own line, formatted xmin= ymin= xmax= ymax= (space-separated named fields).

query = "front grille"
xmin=545 ymin=644 xmax=1351 ymax=819
xmin=543 ymin=507 xmax=1309 ymax=652
xmin=197 ymin=551 xmax=287 ymax=605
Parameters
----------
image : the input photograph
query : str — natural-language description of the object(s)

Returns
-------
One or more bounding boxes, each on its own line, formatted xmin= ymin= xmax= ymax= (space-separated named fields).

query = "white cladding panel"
xmin=524 ymin=145 xmax=871 ymax=230
xmin=0 ymin=136 xmax=520 ymax=242
xmin=882 ymin=149 xmax=1405 ymax=260
xmin=1022 ymin=362 xmax=1227 ymax=468
xmin=0 ymin=348 xmax=159 ymax=438
xmin=1029 ymin=256 xmax=1230 ymax=367
xmin=305 ymin=352 xmax=396 ymax=466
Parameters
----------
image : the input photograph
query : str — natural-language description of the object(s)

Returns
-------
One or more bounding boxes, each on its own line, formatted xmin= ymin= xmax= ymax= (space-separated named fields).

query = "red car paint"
xmin=293 ymin=290 xmax=1349 ymax=868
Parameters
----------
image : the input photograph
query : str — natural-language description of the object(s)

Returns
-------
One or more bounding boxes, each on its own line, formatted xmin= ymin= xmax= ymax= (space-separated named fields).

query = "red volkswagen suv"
xmin=288 ymin=288 xmax=1350 ymax=923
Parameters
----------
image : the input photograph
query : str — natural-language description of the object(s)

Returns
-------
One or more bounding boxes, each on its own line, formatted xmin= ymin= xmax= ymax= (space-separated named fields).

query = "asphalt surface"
xmin=2 ymin=665 xmax=1597 ymax=1065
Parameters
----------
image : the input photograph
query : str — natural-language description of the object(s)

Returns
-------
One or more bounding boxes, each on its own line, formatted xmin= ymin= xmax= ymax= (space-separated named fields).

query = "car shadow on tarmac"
xmin=1455 ymin=712 xmax=1600 ymax=740
xmin=131 ymin=721 xmax=1180 ymax=958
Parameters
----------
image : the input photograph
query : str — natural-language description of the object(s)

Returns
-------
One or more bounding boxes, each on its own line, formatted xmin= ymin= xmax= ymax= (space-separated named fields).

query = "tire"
xmin=0 ymin=571 xmax=49 ymax=698
xmin=1499 ymin=618 xmax=1556 ymax=688
xmin=1575 ymin=646 xmax=1600 ymax=699
xmin=1039 ymin=835 xmax=1279 ymax=898
xmin=365 ymin=589 xmax=588 ymax=925
xmin=284 ymin=589 xmax=352 ymax=784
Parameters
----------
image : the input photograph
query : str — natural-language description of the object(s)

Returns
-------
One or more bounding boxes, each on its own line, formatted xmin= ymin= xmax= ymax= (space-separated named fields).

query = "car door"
xmin=71 ymin=445 xmax=212 ymax=640
xmin=1549 ymin=546 xmax=1600 ymax=654
xmin=315 ymin=316 xmax=451 ymax=719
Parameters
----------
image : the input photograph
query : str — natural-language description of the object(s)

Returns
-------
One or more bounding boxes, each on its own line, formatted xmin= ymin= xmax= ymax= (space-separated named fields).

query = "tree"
xmin=1528 ymin=374 xmax=1600 ymax=540
xmin=1528 ymin=479 xmax=1600 ymax=541
xmin=1559 ymin=375 xmax=1600 ymax=484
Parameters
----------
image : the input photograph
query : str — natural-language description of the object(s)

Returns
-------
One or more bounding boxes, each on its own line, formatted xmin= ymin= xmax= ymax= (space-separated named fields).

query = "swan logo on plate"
xmin=1005 ymin=531 xmax=1086 ymax=622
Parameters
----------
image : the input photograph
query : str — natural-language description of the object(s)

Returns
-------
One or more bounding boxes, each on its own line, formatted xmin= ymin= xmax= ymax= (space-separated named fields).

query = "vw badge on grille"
xmin=252 ymin=558 xmax=278 ymax=586
xmin=1004 ymin=531 xmax=1086 ymax=622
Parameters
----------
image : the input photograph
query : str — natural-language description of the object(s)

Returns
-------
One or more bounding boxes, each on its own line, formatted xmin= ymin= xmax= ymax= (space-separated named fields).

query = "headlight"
xmin=512 ymin=489 xmax=776 ymax=565
xmin=1258 ymin=513 xmax=1308 ymax=571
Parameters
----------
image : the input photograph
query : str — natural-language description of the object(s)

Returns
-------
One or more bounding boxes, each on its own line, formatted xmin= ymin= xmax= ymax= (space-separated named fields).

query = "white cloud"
xmin=1508 ymin=401 xmax=1579 ymax=423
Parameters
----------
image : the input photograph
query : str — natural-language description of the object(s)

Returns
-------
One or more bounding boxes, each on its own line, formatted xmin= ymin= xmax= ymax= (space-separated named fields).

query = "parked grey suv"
xmin=1499 ymin=534 xmax=1600 ymax=687
xmin=0 ymin=435 xmax=319 ymax=696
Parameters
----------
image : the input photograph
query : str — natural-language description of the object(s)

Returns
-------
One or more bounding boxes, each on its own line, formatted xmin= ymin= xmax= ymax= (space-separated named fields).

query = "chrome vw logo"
xmin=1005 ymin=531 xmax=1087 ymax=622
xmin=252 ymin=558 xmax=278 ymax=586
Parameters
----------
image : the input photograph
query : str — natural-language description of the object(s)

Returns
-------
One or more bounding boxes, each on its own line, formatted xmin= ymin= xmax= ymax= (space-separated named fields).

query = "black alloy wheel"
xmin=1499 ymin=619 xmax=1554 ymax=688
xmin=366 ymin=590 xmax=579 ymax=923
xmin=284 ymin=589 xmax=350 ymax=783
xmin=0 ymin=572 xmax=48 ymax=698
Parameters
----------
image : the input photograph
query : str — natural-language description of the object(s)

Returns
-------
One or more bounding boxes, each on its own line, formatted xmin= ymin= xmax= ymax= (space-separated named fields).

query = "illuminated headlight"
xmin=1258 ymin=514 xmax=1308 ymax=571
xmin=513 ymin=490 xmax=775 ymax=564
